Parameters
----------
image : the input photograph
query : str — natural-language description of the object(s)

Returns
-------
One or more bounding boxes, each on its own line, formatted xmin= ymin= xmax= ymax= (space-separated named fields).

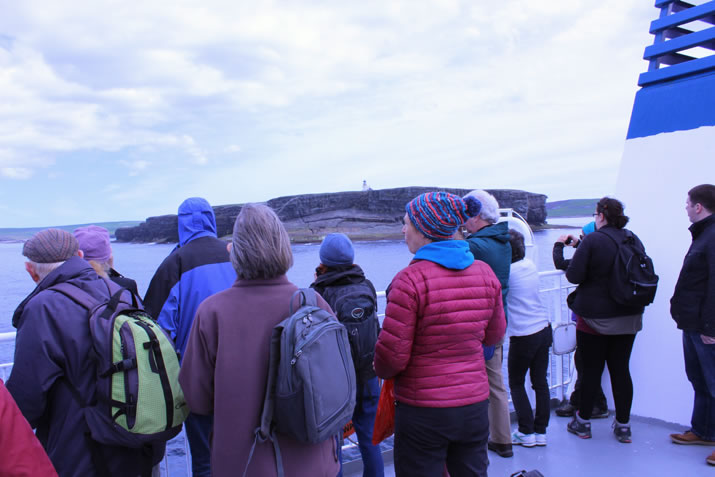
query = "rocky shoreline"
xmin=115 ymin=187 xmax=547 ymax=244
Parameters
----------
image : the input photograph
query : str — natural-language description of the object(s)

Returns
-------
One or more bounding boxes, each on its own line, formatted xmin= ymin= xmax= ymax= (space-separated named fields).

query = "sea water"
xmin=0 ymin=220 xmax=586 ymax=476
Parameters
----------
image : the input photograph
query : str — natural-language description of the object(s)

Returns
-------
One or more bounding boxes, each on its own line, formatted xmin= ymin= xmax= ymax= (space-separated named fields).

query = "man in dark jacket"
xmin=6 ymin=228 xmax=162 ymax=477
xmin=310 ymin=233 xmax=384 ymax=477
xmin=461 ymin=189 xmax=513 ymax=458
xmin=144 ymin=197 xmax=236 ymax=477
xmin=669 ymin=184 xmax=715 ymax=467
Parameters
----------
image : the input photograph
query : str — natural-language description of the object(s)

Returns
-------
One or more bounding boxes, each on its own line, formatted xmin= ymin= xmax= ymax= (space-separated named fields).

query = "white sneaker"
xmin=512 ymin=430 xmax=536 ymax=447
xmin=535 ymin=433 xmax=547 ymax=446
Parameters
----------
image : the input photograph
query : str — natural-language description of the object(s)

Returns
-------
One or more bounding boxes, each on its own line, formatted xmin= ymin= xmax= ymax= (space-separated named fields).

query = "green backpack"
xmin=50 ymin=280 xmax=188 ymax=447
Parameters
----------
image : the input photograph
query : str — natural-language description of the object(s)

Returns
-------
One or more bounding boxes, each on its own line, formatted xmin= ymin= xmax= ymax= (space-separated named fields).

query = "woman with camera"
xmin=556 ymin=197 xmax=646 ymax=444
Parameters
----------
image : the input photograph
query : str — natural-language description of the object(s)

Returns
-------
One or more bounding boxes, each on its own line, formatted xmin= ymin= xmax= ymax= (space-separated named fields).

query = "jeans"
xmin=184 ymin=412 xmax=213 ymax=477
xmin=394 ymin=400 xmax=489 ymax=477
xmin=508 ymin=325 xmax=552 ymax=434
xmin=683 ymin=330 xmax=715 ymax=441
xmin=577 ymin=331 xmax=636 ymax=423
xmin=337 ymin=377 xmax=385 ymax=477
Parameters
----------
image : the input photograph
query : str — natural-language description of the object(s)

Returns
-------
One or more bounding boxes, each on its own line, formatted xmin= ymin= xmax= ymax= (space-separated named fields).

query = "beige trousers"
xmin=486 ymin=344 xmax=512 ymax=444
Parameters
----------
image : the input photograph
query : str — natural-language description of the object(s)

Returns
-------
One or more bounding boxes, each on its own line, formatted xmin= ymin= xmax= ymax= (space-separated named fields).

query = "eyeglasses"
xmin=592 ymin=213 xmax=599 ymax=217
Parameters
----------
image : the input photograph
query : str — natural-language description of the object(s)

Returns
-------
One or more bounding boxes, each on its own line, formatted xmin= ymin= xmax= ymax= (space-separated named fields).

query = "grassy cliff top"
xmin=0 ymin=221 xmax=141 ymax=241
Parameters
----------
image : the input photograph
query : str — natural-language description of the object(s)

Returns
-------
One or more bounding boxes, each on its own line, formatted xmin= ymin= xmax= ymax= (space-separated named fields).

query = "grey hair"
xmin=230 ymin=203 xmax=294 ymax=280
xmin=464 ymin=190 xmax=500 ymax=224
xmin=28 ymin=261 xmax=64 ymax=281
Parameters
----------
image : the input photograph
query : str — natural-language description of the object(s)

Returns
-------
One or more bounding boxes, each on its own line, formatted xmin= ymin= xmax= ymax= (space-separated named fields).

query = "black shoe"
xmin=592 ymin=407 xmax=609 ymax=419
xmin=567 ymin=416 xmax=592 ymax=439
xmin=487 ymin=441 xmax=514 ymax=458
xmin=555 ymin=400 xmax=576 ymax=417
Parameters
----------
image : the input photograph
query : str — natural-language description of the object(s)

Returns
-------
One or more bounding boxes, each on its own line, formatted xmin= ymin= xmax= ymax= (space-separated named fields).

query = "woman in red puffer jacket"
xmin=374 ymin=192 xmax=506 ymax=477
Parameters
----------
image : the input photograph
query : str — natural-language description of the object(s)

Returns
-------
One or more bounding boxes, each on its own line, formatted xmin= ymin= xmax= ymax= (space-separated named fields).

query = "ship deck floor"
xmin=342 ymin=410 xmax=712 ymax=477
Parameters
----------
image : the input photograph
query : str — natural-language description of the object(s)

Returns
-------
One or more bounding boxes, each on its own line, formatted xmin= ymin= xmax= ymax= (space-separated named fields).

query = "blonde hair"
xmin=230 ymin=203 xmax=293 ymax=280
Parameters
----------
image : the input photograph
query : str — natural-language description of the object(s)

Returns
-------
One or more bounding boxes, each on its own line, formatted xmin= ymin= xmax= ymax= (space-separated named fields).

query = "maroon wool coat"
xmin=374 ymin=259 xmax=506 ymax=407
xmin=179 ymin=275 xmax=339 ymax=477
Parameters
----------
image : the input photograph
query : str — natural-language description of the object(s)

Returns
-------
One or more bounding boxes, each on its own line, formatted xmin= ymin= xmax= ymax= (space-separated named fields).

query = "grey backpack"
xmin=243 ymin=289 xmax=356 ymax=477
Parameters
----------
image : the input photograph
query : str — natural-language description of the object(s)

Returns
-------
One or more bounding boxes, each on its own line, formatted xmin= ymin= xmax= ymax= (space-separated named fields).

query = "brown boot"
xmin=707 ymin=449 xmax=715 ymax=466
xmin=670 ymin=430 xmax=715 ymax=445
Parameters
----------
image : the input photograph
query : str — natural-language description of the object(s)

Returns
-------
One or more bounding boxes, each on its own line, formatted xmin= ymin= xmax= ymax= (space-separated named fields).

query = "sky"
xmin=0 ymin=0 xmax=657 ymax=227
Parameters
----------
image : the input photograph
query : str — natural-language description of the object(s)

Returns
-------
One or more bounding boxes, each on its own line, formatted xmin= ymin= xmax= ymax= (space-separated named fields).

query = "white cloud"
xmin=0 ymin=0 xmax=659 ymax=225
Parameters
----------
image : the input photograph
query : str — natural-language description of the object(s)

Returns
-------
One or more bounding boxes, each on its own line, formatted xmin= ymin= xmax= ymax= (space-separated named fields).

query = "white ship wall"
xmin=615 ymin=125 xmax=715 ymax=426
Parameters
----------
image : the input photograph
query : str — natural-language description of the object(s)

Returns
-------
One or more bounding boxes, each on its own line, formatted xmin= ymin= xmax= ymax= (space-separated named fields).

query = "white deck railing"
xmin=0 ymin=270 xmax=575 ymax=475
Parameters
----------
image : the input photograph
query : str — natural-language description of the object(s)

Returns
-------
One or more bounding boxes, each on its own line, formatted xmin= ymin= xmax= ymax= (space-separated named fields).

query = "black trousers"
xmin=508 ymin=325 xmax=552 ymax=434
xmin=394 ymin=400 xmax=489 ymax=477
xmin=576 ymin=330 xmax=636 ymax=423
xmin=570 ymin=345 xmax=608 ymax=410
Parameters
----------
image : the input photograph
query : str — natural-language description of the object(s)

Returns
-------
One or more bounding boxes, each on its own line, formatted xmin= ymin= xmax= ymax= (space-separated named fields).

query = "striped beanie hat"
xmin=406 ymin=192 xmax=482 ymax=240
xmin=23 ymin=228 xmax=79 ymax=263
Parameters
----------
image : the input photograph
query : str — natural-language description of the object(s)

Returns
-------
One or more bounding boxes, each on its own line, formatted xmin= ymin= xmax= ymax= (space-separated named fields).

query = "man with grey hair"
xmin=7 ymin=228 xmax=163 ymax=476
xmin=461 ymin=189 xmax=514 ymax=457
xmin=144 ymin=197 xmax=236 ymax=477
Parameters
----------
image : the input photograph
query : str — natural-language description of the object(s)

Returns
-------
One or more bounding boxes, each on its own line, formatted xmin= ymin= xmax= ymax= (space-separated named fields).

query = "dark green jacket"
xmin=466 ymin=221 xmax=511 ymax=317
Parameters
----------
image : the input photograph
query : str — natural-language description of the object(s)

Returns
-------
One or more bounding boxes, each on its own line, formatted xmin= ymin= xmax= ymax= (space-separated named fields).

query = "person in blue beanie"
xmin=311 ymin=233 xmax=385 ymax=477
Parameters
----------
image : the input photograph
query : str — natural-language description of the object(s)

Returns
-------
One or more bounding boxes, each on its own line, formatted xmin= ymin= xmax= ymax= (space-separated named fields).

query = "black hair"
xmin=688 ymin=184 xmax=715 ymax=213
xmin=596 ymin=197 xmax=629 ymax=229
xmin=508 ymin=229 xmax=525 ymax=263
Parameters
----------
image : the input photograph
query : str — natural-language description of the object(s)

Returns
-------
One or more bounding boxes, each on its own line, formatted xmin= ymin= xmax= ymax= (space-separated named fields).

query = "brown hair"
xmin=596 ymin=197 xmax=629 ymax=229
xmin=688 ymin=184 xmax=715 ymax=212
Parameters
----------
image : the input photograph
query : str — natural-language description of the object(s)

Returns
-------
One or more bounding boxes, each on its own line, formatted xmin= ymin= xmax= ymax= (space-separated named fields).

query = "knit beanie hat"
xmin=74 ymin=225 xmax=112 ymax=262
xmin=406 ymin=192 xmax=482 ymax=240
xmin=23 ymin=228 xmax=79 ymax=263
xmin=319 ymin=233 xmax=355 ymax=267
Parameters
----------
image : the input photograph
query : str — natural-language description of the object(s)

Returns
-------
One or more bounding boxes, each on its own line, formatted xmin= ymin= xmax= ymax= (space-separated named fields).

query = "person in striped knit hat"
xmin=375 ymin=191 xmax=507 ymax=477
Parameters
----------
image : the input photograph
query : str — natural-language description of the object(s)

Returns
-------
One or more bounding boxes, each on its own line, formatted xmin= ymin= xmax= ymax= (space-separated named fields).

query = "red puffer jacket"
xmin=0 ymin=379 xmax=58 ymax=477
xmin=374 ymin=259 xmax=506 ymax=407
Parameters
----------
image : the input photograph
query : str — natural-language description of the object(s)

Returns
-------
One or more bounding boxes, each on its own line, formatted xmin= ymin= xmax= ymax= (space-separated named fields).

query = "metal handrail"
xmin=0 ymin=270 xmax=575 ymax=475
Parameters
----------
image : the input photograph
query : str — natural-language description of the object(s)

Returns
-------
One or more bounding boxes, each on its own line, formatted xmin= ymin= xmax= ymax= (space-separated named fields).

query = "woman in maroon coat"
xmin=179 ymin=204 xmax=339 ymax=477
xmin=374 ymin=192 xmax=506 ymax=477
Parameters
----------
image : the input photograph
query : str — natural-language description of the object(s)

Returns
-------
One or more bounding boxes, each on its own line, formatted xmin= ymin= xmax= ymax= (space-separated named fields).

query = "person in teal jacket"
xmin=460 ymin=189 xmax=513 ymax=458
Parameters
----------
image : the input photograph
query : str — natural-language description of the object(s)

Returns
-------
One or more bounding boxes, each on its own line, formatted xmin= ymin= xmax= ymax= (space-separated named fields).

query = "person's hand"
xmin=701 ymin=334 xmax=715 ymax=345
xmin=556 ymin=234 xmax=570 ymax=244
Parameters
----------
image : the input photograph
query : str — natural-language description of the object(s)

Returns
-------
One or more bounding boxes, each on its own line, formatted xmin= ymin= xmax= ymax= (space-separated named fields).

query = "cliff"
xmin=115 ymin=187 xmax=547 ymax=243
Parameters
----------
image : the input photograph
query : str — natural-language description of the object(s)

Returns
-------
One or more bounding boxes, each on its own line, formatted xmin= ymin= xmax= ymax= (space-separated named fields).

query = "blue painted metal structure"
xmin=627 ymin=0 xmax=715 ymax=139
xmin=640 ymin=0 xmax=715 ymax=86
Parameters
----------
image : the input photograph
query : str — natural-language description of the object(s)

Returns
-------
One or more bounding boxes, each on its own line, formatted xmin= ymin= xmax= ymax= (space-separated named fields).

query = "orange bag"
xmin=372 ymin=378 xmax=395 ymax=445
xmin=342 ymin=420 xmax=355 ymax=439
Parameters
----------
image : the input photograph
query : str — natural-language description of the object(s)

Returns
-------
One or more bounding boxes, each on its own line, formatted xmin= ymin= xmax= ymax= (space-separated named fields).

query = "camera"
xmin=565 ymin=237 xmax=573 ymax=245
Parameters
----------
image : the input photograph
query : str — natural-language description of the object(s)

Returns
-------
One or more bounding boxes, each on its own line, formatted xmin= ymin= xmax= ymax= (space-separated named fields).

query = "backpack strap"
xmin=243 ymin=324 xmax=286 ymax=477
xmin=49 ymin=282 xmax=99 ymax=311
xmin=289 ymin=288 xmax=318 ymax=314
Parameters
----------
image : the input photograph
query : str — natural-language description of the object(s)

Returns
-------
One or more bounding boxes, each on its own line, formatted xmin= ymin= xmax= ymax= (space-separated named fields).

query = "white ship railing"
xmin=0 ymin=270 xmax=575 ymax=475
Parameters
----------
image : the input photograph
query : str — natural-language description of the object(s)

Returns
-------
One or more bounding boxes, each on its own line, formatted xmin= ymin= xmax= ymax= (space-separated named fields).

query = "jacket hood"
xmin=178 ymin=197 xmax=218 ymax=247
xmin=413 ymin=240 xmax=474 ymax=270
xmin=312 ymin=264 xmax=367 ymax=289
xmin=468 ymin=221 xmax=510 ymax=243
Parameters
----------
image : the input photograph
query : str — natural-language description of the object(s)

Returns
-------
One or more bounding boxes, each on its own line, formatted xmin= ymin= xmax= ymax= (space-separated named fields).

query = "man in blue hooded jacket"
xmin=144 ymin=197 xmax=236 ymax=477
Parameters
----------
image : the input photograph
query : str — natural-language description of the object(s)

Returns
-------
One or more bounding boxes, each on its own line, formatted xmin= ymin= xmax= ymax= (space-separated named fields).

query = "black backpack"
xmin=597 ymin=228 xmax=659 ymax=307
xmin=321 ymin=281 xmax=380 ymax=383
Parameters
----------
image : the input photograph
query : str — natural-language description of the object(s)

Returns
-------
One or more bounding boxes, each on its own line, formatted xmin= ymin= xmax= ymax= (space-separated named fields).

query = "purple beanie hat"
xmin=74 ymin=225 xmax=112 ymax=262
xmin=406 ymin=192 xmax=482 ymax=240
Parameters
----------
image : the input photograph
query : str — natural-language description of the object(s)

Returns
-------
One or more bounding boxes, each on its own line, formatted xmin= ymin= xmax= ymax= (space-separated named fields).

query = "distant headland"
xmin=115 ymin=187 xmax=548 ymax=244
